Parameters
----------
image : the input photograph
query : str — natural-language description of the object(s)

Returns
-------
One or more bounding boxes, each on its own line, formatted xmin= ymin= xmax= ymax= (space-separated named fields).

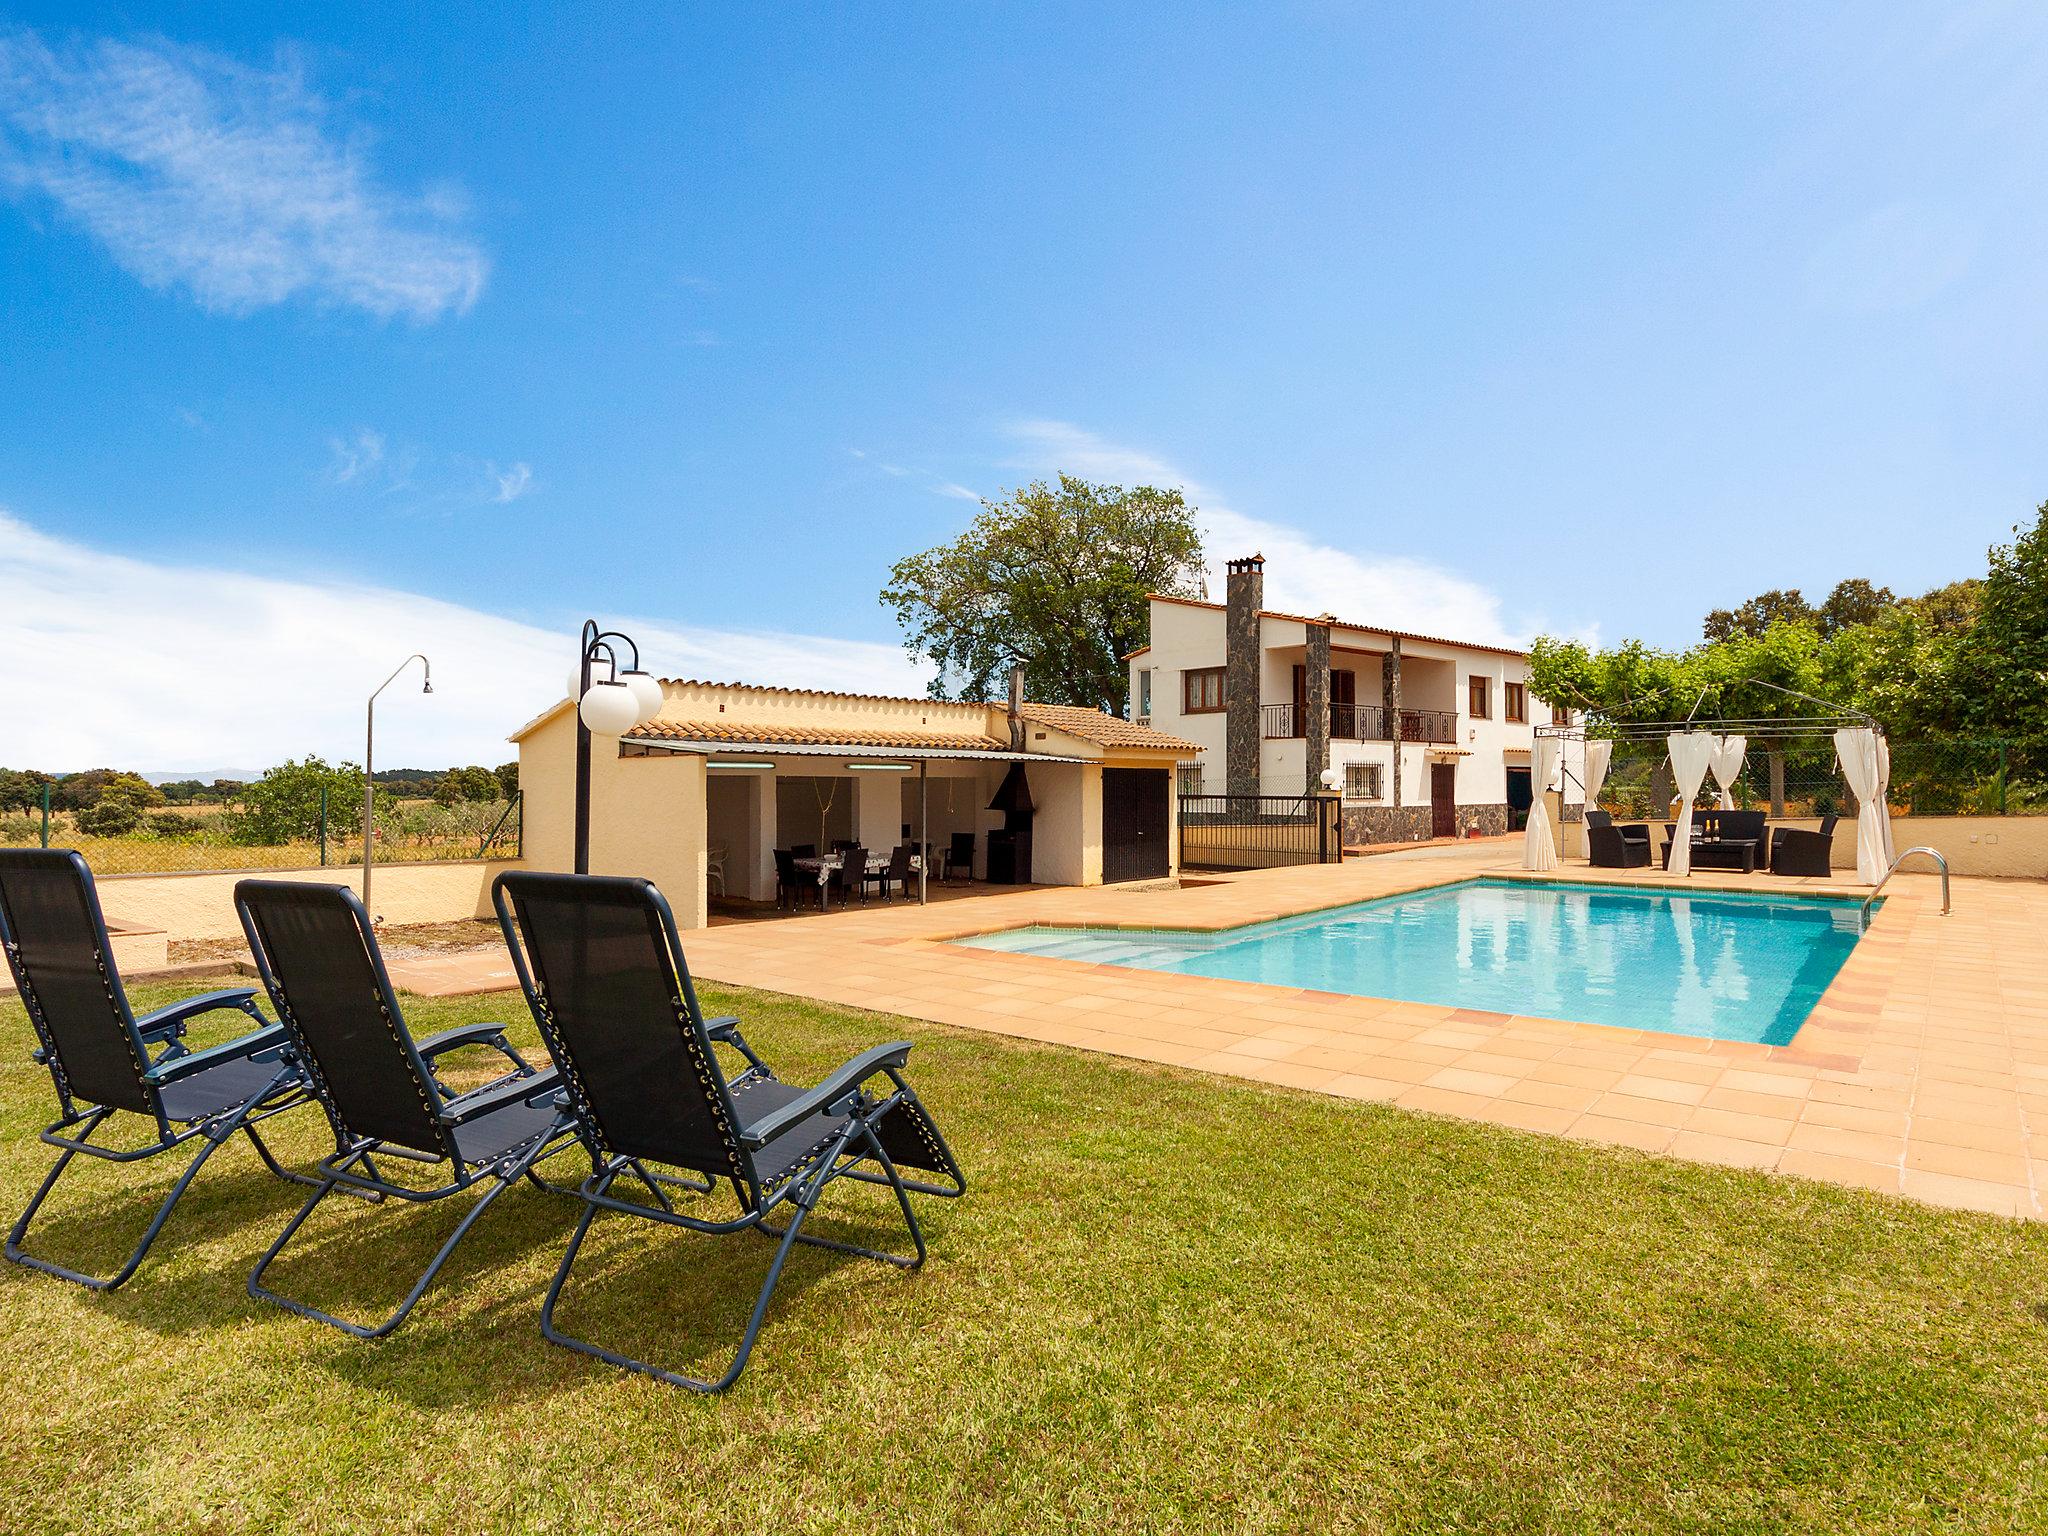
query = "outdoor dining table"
xmin=792 ymin=852 xmax=922 ymax=911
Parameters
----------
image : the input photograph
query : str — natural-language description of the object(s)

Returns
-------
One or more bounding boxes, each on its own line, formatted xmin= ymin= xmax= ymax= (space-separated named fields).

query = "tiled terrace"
xmin=386 ymin=843 xmax=2047 ymax=1219
xmin=668 ymin=844 xmax=2048 ymax=1220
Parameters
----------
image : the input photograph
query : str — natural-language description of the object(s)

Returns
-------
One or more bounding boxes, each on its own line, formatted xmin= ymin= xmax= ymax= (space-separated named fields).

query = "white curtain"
xmin=1875 ymin=733 xmax=1896 ymax=864
xmin=1665 ymin=731 xmax=1714 ymax=877
xmin=1583 ymin=739 xmax=1612 ymax=812
xmin=1523 ymin=734 xmax=1559 ymax=871
xmin=1835 ymin=727 xmax=1889 ymax=883
xmin=1708 ymin=734 xmax=1748 ymax=810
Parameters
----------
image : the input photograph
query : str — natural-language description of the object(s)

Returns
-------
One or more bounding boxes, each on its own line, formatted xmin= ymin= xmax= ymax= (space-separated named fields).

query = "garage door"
xmin=1102 ymin=768 xmax=1171 ymax=883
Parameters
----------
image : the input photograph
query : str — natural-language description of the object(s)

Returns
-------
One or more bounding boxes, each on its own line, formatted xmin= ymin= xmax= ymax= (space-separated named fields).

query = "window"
xmin=1343 ymin=762 xmax=1384 ymax=801
xmin=1137 ymin=669 xmax=1153 ymax=719
xmin=1176 ymin=762 xmax=1204 ymax=796
xmin=1552 ymin=703 xmax=1573 ymax=726
xmin=1504 ymin=682 xmax=1527 ymax=724
xmin=1467 ymin=675 xmax=1490 ymax=719
xmin=1182 ymin=667 xmax=1227 ymax=714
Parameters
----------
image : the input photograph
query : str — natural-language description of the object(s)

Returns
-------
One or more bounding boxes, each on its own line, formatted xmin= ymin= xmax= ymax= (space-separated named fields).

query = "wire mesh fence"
xmin=1593 ymin=739 xmax=2046 ymax=821
xmin=0 ymin=791 xmax=522 ymax=875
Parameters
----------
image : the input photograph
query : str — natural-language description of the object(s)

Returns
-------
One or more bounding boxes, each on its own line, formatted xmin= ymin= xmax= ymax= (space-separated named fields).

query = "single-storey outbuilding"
xmin=510 ymin=677 xmax=1201 ymax=928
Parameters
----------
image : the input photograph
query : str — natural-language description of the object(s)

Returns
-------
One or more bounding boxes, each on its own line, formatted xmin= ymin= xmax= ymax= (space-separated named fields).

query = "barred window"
xmin=1344 ymin=762 xmax=1384 ymax=800
xmin=1176 ymin=762 xmax=1204 ymax=796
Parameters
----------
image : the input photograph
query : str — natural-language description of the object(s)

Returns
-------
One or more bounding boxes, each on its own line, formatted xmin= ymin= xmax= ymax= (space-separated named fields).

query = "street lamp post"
xmin=365 ymin=654 xmax=432 ymax=918
xmin=567 ymin=621 xmax=663 ymax=873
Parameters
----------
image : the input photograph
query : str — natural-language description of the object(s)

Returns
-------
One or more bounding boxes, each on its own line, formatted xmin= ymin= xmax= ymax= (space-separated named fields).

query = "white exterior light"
xmin=1319 ymin=766 xmax=1343 ymax=792
xmin=620 ymin=669 xmax=663 ymax=724
xmin=578 ymin=679 xmax=639 ymax=736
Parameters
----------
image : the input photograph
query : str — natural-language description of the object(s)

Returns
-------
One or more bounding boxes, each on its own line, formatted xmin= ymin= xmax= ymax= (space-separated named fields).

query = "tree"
xmin=1703 ymin=589 xmax=1814 ymax=643
xmin=435 ymin=765 xmax=500 ymax=804
xmin=0 ymin=768 xmax=54 ymax=812
xmin=1816 ymin=578 xmax=1896 ymax=638
xmin=494 ymin=761 xmax=519 ymax=798
xmin=232 ymin=757 xmax=367 ymax=845
xmin=1954 ymin=502 xmax=2048 ymax=759
xmin=51 ymin=768 xmax=163 ymax=811
xmin=70 ymin=774 xmax=162 ymax=836
xmin=881 ymin=475 xmax=1207 ymax=715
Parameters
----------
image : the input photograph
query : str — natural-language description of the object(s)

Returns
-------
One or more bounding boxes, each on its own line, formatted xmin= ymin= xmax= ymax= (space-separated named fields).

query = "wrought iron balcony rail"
xmin=1260 ymin=703 xmax=1457 ymax=744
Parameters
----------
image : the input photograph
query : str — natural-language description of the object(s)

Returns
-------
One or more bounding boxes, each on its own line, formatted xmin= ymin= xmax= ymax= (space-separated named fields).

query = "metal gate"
xmin=1177 ymin=793 xmax=1341 ymax=870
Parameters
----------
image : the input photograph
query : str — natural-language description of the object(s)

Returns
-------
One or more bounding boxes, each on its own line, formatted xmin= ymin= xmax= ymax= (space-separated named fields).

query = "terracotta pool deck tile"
xmin=1502 ymin=1078 xmax=1604 ymax=1113
xmin=658 ymin=852 xmax=2048 ymax=1218
xmin=1898 ymin=1170 xmax=2035 ymax=1218
xmin=1612 ymin=1073 xmax=1713 ymax=1107
xmin=1668 ymin=1131 xmax=1782 ymax=1171
xmin=1424 ymin=1066 xmax=1521 ymax=1098
xmin=1586 ymin=1093 xmax=1694 ymax=1130
xmin=1777 ymin=1149 xmax=1903 ymax=1194
xmin=1685 ymin=1106 xmax=1799 ymax=1147
xmin=1325 ymin=1073 xmax=1410 ymax=1102
xmin=1566 ymin=1115 xmax=1677 ymax=1155
xmin=1785 ymin=1121 xmax=1905 ymax=1165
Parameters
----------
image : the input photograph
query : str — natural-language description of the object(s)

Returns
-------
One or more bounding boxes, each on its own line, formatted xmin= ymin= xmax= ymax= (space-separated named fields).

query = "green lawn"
xmin=4 ymin=978 xmax=2046 ymax=1535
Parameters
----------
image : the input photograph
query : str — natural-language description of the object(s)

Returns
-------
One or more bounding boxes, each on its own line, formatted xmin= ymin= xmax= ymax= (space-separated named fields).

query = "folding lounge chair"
xmin=234 ymin=878 xmax=579 ymax=1339
xmin=0 ymin=848 xmax=313 ymax=1291
xmin=492 ymin=870 xmax=966 ymax=1392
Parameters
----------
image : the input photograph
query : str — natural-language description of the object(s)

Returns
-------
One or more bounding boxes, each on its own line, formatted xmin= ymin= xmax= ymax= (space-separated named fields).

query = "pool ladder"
xmin=1858 ymin=847 xmax=1950 ymax=932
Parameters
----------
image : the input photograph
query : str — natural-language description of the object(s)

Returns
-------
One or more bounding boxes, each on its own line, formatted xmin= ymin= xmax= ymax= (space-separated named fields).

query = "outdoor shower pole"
xmin=365 ymin=654 xmax=432 ymax=919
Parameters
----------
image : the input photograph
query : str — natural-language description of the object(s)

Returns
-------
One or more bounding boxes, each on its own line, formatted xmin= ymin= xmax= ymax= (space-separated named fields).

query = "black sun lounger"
xmin=234 ymin=878 xmax=578 ymax=1338
xmin=1 ymin=849 xmax=313 ymax=1291
xmin=493 ymin=869 xmax=965 ymax=1392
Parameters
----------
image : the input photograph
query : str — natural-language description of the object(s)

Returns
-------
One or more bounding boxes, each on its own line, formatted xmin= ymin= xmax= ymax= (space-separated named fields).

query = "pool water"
xmin=952 ymin=879 xmax=1870 ymax=1045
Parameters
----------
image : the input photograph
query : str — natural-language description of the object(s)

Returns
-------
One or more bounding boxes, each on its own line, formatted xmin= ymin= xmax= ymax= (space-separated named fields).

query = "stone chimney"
xmin=1225 ymin=555 xmax=1264 ymax=798
xmin=1007 ymin=660 xmax=1027 ymax=752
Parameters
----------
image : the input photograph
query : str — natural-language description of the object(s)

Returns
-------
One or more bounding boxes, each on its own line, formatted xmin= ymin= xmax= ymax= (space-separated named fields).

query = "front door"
xmin=1430 ymin=762 xmax=1457 ymax=838
xmin=1102 ymin=768 xmax=1171 ymax=883
xmin=1505 ymin=766 xmax=1533 ymax=832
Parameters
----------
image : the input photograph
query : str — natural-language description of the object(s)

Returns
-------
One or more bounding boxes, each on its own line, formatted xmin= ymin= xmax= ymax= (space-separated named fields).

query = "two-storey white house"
xmin=1127 ymin=554 xmax=1582 ymax=845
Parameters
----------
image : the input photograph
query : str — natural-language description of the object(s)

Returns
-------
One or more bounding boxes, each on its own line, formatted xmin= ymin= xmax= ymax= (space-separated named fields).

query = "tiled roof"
xmin=627 ymin=719 xmax=1010 ymax=751
xmin=1144 ymin=593 xmax=1528 ymax=659
xmin=1014 ymin=704 xmax=1202 ymax=752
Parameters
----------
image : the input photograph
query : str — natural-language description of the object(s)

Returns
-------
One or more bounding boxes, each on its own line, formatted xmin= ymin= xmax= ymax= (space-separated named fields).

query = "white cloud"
xmin=490 ymin=462 xmax=532 ymax=503
xmin=1002 ymin=419 xmax=1549 ymax=647
xmin=0 ymin=31 xmax=487 ymax=320
xmin=325 ymin=428 xmax=386 ymax=484
xmin=932 ymin=482 xmax=982 ymax=502
xmin=0 ymin=510 xmax=928 ymax=772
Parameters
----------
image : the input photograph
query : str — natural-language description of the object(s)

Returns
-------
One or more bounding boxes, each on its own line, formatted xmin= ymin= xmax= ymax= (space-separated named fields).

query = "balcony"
xmin=1260 ymin=703 xmax=1457 ymax=744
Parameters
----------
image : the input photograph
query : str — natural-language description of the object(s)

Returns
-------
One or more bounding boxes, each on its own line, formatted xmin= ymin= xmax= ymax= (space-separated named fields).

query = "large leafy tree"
xmin=882 ymin=476 xmax=1207 ymax=714
xmin=232 ymin=756 xmax=369 ymax=845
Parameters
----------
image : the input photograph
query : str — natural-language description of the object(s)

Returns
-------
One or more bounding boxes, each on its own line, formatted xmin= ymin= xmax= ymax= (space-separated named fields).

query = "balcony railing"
xmin=1261 ymin=703 xmax=1458 ymax=744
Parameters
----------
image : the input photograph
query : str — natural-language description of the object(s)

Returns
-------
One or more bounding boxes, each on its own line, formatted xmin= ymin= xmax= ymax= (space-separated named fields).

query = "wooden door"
xmin=1430 ymin=762 xmax=1457 ymax=838
xmin=1102 ymin=768 xmax=1171 ymax=883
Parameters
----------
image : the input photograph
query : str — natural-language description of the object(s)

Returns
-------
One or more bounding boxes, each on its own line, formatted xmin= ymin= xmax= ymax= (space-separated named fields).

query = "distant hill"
xmin=139 ymin=769 xmax=265 ymax=785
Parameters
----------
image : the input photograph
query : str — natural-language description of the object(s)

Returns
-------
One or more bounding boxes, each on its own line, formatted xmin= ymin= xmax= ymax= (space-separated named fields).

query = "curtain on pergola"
xmin=1835 ymin=727 xmax=1891 ymax=883
xmin=1708 ymin=734 xmax=1747 ymax=810
xmin=1583 ymin=739 xmax=1613 ymax=813
xmin=1665 ymin=731 xmax=1714 ymax=877
xmin=1522 ymin=734 xmax=1559 ymax=871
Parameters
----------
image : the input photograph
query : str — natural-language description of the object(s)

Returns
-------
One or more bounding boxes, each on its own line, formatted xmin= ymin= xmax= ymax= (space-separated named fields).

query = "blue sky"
xmin=3 ymin=3 xmax=2045 ymax=768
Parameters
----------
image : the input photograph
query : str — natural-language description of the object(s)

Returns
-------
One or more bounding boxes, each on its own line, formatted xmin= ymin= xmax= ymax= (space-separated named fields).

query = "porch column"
xmin=1305 ymin=619 xmax=1331 ymax=794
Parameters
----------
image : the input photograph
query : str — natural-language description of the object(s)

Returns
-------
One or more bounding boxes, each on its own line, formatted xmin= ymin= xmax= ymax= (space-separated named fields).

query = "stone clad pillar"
xmin=1225 ymin=555 xmax=1264 ymax=799
xmin=1305 ymin=619 xmax=1332 ymax=794
xmin=1381 ymin=635 xmax=1403 ymax=810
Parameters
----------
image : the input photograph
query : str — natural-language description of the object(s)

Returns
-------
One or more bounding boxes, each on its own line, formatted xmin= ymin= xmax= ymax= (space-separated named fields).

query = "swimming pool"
xmin=952 ymin=879 xmax=1870 ymax=1046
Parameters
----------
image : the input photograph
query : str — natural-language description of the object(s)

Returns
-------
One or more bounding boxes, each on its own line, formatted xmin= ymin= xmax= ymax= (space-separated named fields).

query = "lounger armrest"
xmin=415 ymin=1023 xmax=519 ymax=1060
xmin=135 ymin=987 xmax=263 ymax=1041
xmin=143 ymin=1023 xmax=291 ymax=1084
xmin=438 ymin=1066 xmax=564 ymax=1126
xmin=704 ymin=1015 xmax=743 ymax=1040
xmin=739 ymin=1042 xmax=913 ymax=1149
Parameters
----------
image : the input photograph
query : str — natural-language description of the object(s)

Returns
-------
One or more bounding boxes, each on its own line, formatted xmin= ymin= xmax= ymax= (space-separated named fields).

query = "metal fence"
xmin=1179 ymin=793 xmax=1342 ymax=870
xmin=1593 ymin=739 xmax=2046 ymax=820
xmin=0 ymin=788 xmax=522 ymax=875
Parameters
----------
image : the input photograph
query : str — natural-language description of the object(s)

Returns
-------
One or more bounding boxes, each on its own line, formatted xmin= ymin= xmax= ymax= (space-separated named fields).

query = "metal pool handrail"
xmin=1859 ymin=847 xmax=1950 ymax=932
